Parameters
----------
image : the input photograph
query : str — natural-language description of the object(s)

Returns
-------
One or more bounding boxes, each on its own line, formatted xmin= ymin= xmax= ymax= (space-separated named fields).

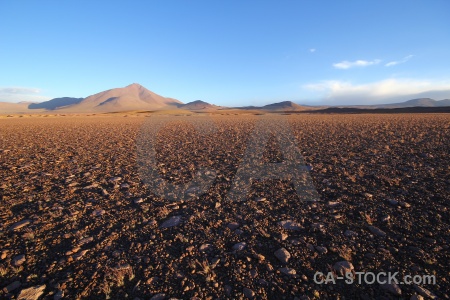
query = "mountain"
xmin=178 ymin=100 xmax=218 ymax=110
xmin=380 ymin=98 xmax=450 ymax=108
xmin=262 ymin=101 xmax=309 ymax=111
xmin=57 ymin=83 xmax=182 ymax=112
xmin=28 ymin=97 xmax=83 ymax=110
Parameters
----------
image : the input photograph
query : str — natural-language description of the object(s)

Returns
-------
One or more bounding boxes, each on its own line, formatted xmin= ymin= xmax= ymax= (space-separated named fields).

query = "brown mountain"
xmin=178 ymin=100 xmax=218 ymax=110
xmin=262 ymin=101 xmax=309 ymax=111
xmin=58 ymin=83 xmax=182 ymax=112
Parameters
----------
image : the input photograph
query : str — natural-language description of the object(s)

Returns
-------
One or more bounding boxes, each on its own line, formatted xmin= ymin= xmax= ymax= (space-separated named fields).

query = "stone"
xmin=3 ymin=281 xmax=21 ymax=293
xmin=243 ymin=287 xmax=255 ymax=299
xmin=279 ymin=220 xmax=302 ymax=231
xmin=367 ymin=225 xmax=386 ymax=237
xmin=232 ymin=242 xmax=247 ymax=251
xmin=274 ymin=248 xmax=291 ymax=264
xmin=12 ymin=254 xmax=26 ymax=266
xmin=9 ymin=219 xmax=31 ymax=231
xmin=17 ymin=285 xmax=46 ymax=300
xmin=227 ymin=222 xmax=240 ymax=230
xmin=380 ymin=280 xmax=402 ymax=296
xmin=160 ymin=215 xmax=182 ymax=228
xmin=333 ymin=260 xmax=354 ymax=276
xmin=279 ymin=267 xmax=296 ymax=276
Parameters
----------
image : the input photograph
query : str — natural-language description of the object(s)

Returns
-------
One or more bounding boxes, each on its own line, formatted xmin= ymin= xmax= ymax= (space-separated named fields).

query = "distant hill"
xmin=55 ymin=83 xmax=181 ymax=112
xmin=262 ymin=101 xmax=309 ymax=111
xmin=380 ymin=98 xmax=450 ymax=108
xmin=28 ymin=97 xmax=83 ymax=110
xmin=178 ymin=100 xmax=218 ymax=110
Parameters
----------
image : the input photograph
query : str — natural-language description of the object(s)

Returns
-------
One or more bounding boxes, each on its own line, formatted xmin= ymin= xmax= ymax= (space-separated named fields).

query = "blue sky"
xmin=1 ymin=0 xmax=450 ymax=106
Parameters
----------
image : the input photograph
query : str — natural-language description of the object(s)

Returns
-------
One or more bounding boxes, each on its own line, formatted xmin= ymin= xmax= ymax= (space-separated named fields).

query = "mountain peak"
xmin=126 ymin=83 xmax=145 ymax=89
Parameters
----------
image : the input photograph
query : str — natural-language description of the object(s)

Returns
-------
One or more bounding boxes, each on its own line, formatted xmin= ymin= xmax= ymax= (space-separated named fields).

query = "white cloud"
xmin=333 ymin=59 xmax=381 ymax=69
xmin=309 ymin=48 xmax=316 ymax=53
xmin=0 ymin=87 xmax=51 ymax=103
xmin=385 ymin=54 xmax=414 ymax=67
xmin=303 ymin=78 xmax=450 ymax=104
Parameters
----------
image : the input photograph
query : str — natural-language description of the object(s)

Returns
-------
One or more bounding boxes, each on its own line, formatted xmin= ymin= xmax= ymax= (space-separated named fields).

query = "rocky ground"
xmin=0 ymin=113 xmax=449 ymax=299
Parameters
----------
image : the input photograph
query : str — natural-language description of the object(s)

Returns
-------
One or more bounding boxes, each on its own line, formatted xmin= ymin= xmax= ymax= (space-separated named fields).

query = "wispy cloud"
xmin=0 ymin=87 xmax=51 ymax=103
xmin=333 ymin=59 xmax=381 ymax=69
xmin=309 ymin=48 xmax=316 ymax=53
xmin=385 ymin=54 xmax=414 ymax=67
xmin=303 ymin=78 xmax=450 ymax=104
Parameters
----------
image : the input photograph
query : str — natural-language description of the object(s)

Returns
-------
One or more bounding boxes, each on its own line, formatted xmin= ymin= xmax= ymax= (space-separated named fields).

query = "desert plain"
xmin=0 ymin=112 xmax=449 ymax=299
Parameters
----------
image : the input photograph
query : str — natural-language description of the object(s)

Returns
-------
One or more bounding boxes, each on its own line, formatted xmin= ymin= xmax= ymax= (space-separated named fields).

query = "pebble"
xmin=3 ymin=281 xmax=21 ymax=293
xmin=279 ymin=220 xmax=302 ymax=231
xmin=243 ymin=287 xmax=255 ymax=299
xmin=380 ymin=280 xmax=402 ymax=296
xmin=413 ymin=285 xmax=437 ymax=299
xmin=279 ymin=267 xmax=296 ymax=276
xmin=227 ymin=222 xmax=240 ymax=230
xmin=387 ymin=199 xmax=399 ymax=206
xmin=315 ymin=246 xmax=328 ymax=254
xmin=333 ymin=260 xmax=354 ymax=276
xmin=92 ymin=209 xmax=105 ymax=217
xmin=410 ymin=294 xmax=424 ymax=300
xmin=274 ymin=248 xmax=291 ymax=264
xmin=12 ymin=254 xmax=26 ymax=266
xmin=199 ymin=244 xmax=213 ymax=252
xmin=9 ymin=219 xmax=32 ymax=231
xmin=150 ymin=293 xmax=166 ymax=300
xmin=344 ymin=230 xmax=358 ymax=237
xmin=232 ymin=242 xmax=247 ymax=251
xmin=160 ymin=215 xmax=182 ymax=228
xmin=17 ymin=284 xmax=46 ymax=300
xmin=367 ymin=225 xmax=386 ymax=237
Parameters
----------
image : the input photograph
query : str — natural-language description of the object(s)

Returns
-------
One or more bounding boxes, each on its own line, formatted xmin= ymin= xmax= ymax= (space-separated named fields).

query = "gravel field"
xmin=0 ymin=113 xmax=449 ymax=300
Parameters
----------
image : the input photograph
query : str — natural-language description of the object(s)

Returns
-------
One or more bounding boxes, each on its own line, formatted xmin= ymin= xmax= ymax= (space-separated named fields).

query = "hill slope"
xmin=178 ymin=100 xmax=218 ymax=110
xmin=58 ymin=83 xmax=182 ymax=112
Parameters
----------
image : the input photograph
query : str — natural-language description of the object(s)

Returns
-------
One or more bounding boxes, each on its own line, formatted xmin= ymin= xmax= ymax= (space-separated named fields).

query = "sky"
xmin=1 ymin=0 xmax=450 ymax=106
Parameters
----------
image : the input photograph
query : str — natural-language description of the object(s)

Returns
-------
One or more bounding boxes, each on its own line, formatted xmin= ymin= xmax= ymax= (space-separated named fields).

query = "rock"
xmin=410 ymin=294 xmax=424 ymax=300
xmin=387 ymin=199 xmax=399 ymax=206
xmin=367 ymin=225 xmax=386 ymax=237
xmin=279 ymin=220 xmax=302 ymax=231
xmin=92 ymin=209 xmax=105 ymax=217
xmin=399 ymin=201 xmax=411 ymax=208
xmin=150 ymin=293 xmax=166 ymax=300
xmin=344 ymin=230 xmax=358 ymax=237
xmin=224 ymin=285 xmax=232 ymax=296
xmin=315 ymin=246 xmax=328 ymax=254
xmin=279 ymin=267 xmax=296 ymax=276
xmin=333 ymin=260 xmax=354 ymax=276
xmin=134 ymin=198 xmax=144 ymax=204
xmin=109 ymin=176 xmax=122 ymax=182
xmin=274 ymin=248 xmax=291 ymax=264
xmin=227 ymin=222 xmax=240 ymax=230
xmin=380 ymin=280 xmax=402 ymax=296
xmin=9 ymin=219 xmax=31 ymax=231
xmin=12 ymin=254 xmax=26 ymax=266
xmin=413 ymin=285 xmax=437 ymax=299
xmin=232 ymin=242 xmax=247 ymax=251
xmin=363 ymin=193 xmax=373 ymax=199
xmin=243 ymin=287 xmax=255 ymax=299
xmin=17 ymin=284 xmax=46 ymax=300
xmin=3 ymin=281 xmax=21 ymax=293
xmin=199 ymin=244 xmax=213 ymax=252
xmin=160 ymin=215 xmax=182 ymax=228
xmin=54 ymin=290 xmax=64 ymax=300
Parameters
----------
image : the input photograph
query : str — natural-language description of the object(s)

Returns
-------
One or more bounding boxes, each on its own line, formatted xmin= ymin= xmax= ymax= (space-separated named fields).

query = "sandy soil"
xmin=0 ymin=114 xmax=449 ymax=299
